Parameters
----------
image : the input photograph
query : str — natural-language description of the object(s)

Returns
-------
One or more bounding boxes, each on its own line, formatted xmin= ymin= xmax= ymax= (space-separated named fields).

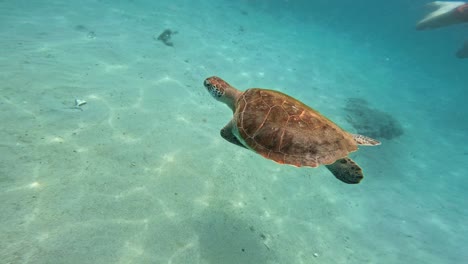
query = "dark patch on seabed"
xmin=155 ymin=29 xmax=178 ymax=47
xmin=344 ymin=98 xmax=404 ymax=140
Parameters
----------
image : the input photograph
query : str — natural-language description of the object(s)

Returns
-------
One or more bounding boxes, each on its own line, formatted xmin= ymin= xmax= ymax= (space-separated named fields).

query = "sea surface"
xmin=1 ymin=0 xmax=467 ymax=263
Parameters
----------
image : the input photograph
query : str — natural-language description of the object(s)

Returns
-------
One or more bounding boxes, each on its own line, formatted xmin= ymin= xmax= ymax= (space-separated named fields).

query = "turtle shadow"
xmin=343 ymin=98 xmax=403 ymax=140
xmin=193 ymin=203 xmax=274 ymax=264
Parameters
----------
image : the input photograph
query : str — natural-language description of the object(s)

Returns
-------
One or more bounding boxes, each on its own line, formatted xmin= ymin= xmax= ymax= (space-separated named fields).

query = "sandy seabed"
xmin=1 ymin=1 xmax=467 ymax=263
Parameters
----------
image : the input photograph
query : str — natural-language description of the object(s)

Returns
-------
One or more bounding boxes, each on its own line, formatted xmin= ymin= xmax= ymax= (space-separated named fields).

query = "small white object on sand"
xmin=75 ymin=99 xmax=87 ymax=107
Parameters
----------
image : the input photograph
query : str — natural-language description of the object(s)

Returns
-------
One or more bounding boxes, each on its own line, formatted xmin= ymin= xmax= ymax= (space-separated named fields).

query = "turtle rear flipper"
xmin=325 ymin=157 xmax=363 ymax=184
xmin=352 ymin=134 xmax=381 ymax=146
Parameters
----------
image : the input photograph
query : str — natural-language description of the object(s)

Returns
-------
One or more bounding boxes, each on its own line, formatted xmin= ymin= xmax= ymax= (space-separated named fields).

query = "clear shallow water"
xmin=1 ymin=0 xmax=467 ymax=263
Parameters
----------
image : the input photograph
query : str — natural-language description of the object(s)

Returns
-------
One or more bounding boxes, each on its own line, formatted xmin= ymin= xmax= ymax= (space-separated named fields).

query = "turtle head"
xmin=204 ymin=76 xmax=230 ymax=99
xmin=204 ymin=76 xmax=240 ymax=112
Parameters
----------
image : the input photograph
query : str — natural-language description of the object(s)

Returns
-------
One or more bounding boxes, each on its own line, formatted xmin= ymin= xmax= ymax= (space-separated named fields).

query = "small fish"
xmin=156 ymin=29 xmax=177 ymax=47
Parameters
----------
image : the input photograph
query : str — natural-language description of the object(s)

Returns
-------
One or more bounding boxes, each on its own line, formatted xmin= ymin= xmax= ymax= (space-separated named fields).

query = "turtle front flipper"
xmin=220 ymin=120 xmax=247 ymax=149
xmin=325 ymin=157 xmax=363 ymax=184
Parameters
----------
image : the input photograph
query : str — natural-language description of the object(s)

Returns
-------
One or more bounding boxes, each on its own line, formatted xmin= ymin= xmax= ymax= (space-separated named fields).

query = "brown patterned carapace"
xmin=235 ymin=88 xmax=358 ymax=167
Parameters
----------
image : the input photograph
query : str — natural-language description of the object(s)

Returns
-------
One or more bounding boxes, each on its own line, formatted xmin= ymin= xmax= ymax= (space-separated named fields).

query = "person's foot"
xmin=416 ymin=1 xmax=467 ymax=30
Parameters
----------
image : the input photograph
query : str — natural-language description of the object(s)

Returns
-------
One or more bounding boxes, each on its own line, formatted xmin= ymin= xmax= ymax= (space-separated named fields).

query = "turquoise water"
xmin=1 ymin=0 xmax=467 ymax=263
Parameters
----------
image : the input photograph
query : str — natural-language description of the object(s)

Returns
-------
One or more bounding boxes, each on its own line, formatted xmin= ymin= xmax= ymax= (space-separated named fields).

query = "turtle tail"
xmin=325 ymin=157 xmax=363 ymax=184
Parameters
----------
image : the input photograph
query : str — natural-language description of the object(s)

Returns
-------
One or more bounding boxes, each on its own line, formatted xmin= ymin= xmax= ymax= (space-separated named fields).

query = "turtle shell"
xmin=234 ymin=88 xmax=357 ymax=167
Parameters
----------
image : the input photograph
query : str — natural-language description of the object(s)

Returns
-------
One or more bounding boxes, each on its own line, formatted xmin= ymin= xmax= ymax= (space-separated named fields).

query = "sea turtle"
xmin=203 ymin=76 xmax=381 ymax=184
